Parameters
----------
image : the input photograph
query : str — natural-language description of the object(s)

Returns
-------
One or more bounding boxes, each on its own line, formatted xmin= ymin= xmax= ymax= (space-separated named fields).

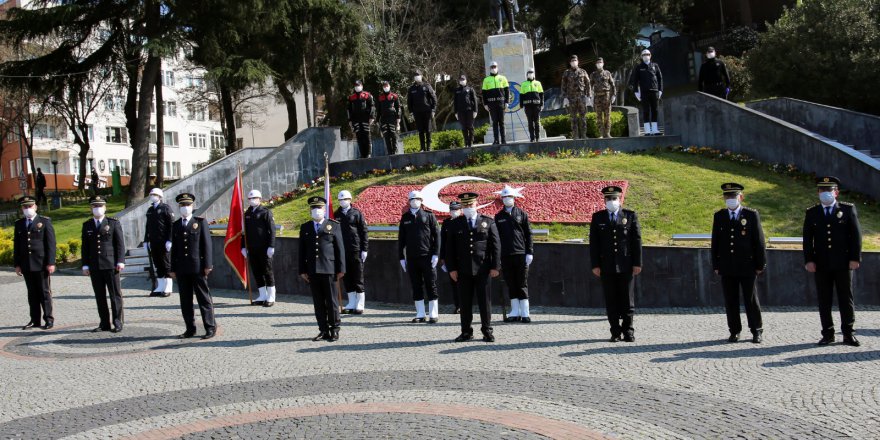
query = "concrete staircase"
xmin=120 ymin=246 xmax=151 ymax=277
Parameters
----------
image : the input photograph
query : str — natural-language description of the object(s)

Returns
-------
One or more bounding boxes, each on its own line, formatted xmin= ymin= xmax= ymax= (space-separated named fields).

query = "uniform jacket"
xmin=711 ymin=207 xmax=766 ymax=277
xmin=334 ymin=206 xmax=369 ymax=254
xmin=347 ymin=91 xmax=375 ymax=122
xmin=144 ymin=202 xmax=173 ymax=245
xmin=629 ymin=62 xmax=663 ymax=93
xmin=242 ymin=205 xmax=275 ymax=253
xmin=453 ymin=85 xmax=479 ymax=114
xmin=439 ymin=216 xmax=455 ymax=263
xmin=407 ymin=82 xmax=437 ymax=113
xmin=13 ymin=216 xmax=56 ymax=271
xmin=561 ymin=68 xmax=591 ymax=98
xmin=298 ymin=219 xmax=346 ymax=275
xmin=590 ymin=69 xmax=617 ymax=97
xmin=698 ymin=59 xmax=731 ymax=91
xmin=803 ymin=202 xmax=862 ymax=271
xmin=378 ymin=91 xmax=401 ymax=123
xmin=398 ymin=208 xmax=440 ymax=260
xmin=81 ymin=217 xmax=126 ymax=270
xmin=494 ymin=206 xmax=533 ymax=256
xmin=481 ymin=74 xmax=510 ymax=105
xmin=589 ymin=209 xmax=642 ymax=274
xmin=444 ymin=214 xmax=501 ymax=277
xmin=170 ymin=216 xmax=212 ymax=275
xmin=519 ymin=80 xmax=544 ymax=107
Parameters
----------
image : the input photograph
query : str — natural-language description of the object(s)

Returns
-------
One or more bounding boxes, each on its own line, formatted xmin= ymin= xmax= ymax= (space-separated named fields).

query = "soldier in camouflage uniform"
xmin=560 ymin=55 xmax=591 ymax=139
xmin=590 ymin=57 xmax=617 ymax=139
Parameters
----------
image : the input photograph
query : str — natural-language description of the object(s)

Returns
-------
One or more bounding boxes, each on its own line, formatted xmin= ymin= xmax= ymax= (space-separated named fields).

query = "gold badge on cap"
xmin=741 ymin=218 xmax=747 ymax=226
xmin=836 ymin=211 xmax=843 ymax=218
xmin=193 ymin=222 xmax=199 ymax=230
xmin=823 ymin=177 xmax=830 ymax=182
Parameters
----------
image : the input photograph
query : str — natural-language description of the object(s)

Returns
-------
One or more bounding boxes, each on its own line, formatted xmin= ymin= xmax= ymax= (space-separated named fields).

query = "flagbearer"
xmin=398 ymin=190 xmax=441 ymax=323
xmin=242 ymin=190 xmax=277 ymax=307
xmin=299 ymin=197 xmax=346 ymax=342
xmin=335 ymin=190 xmax=369 ymax=315
xmin=169 ymin=193 xmax=217 ymax=340
xmin=144 ymin=187 xmax=174 ymax=297
xmin=13 ymin=196 xmax=56 ymax=330
xmin=494 ymin=185 xmax=534 ymax=323
xmin=81 ymin=196 xmax=126 ymax=333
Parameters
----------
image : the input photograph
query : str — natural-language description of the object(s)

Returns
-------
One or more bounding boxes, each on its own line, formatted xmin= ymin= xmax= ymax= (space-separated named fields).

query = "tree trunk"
xmin=124 ymin=53 xmax=141 ymax=153
xmin=220 ymin=84 xmax=237 ymax=154
xmin=127 ymin=53 xmax=161 ymax=206
xmin=302 ymin=57 xmax=312 ymax=128
xmin=277 ymin=80 xmax=298 ymax=141
xmin=68 ymin=121 xmax=90 ymax=191
xmin=154 ymin=78 xmax=165 ymax=187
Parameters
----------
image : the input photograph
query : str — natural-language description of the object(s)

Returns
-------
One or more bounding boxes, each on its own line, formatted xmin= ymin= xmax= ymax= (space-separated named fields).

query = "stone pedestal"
xmin=482 ymin=32 xmax=545 ymax=144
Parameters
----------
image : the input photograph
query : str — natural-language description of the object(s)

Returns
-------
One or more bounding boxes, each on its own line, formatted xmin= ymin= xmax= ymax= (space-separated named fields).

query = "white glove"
xmin=587 ymin=96 xmax=594 ymax=107
xmin=241 ymin=248 xmax=248 ymax=258
xmin=430 ymin=255 xmax=439 ymax=268
xmin=360 ymin=251 xmax=367 ymax=262
xmin=400 ymin=259 xmax=407 ymax=272
xmin=165 ymin=241 xmax=172 ymax=252
xmin=634 ymin=91 xmax=641 ymax=101
xmin=441 ymin=264 xmax=448 ymax=273
xmin=455 ymin=113 xmax=459 ymax=120
xmin=563 ymin=98 xmax=569 ymax=107
xmin=472 ymin=112 xmax=477 ymax=119
xmin=612 ymin=95 xmax=617 ymax=104
xmin=525 ymin=254 xmax=533 ymax=266
xmin=145 ymin=242 xmax=150 ymax=250
xmin=116 ymin=263 xmax=125 ymax=271
xmin=658 ymin=91 xmax=663 ymax=99
xmin=267 ymin=247 xmax=274 ymax=258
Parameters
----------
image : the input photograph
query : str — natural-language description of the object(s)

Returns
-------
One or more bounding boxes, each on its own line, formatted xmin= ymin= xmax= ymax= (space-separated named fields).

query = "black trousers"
xmin=90 ymin=269 xmax=124 ymax=329
xmin=309 ymin=273 xmax=340 ymax=332
xmin=721 ymin=275 xmax=763 ymax=334
xmin=342 ymin=253 xmax=365 ymax=293
xmin=458 ymin=273 xmax=492 ymax=335
xmin=177 ymin=273 xmax=216 ymax=331
xmin=380 ymin=122 xmax=399 ymax=154
xmin=352 ymin=121 xmax=371 ymax=158
xmin=414 ymin=111 xmax=433 ymax=151
xmin=35 ymin=189 xmax=47 ymax=205
xmin=446 ymin=273 xmax=460 ymax=310
xmin=488 ymin=103 xmax=506 ymax=143
xmin=457 ymin=111 xmax=475 ymax=147
xmin=704 ymin=85 xmax=727 ymax=99
xmin=524 ymin=105 xmax=541 ymax=141
xmin=23 ymin=270 xmax=53 ymax=326
xmin=501 ymin=254 xmax=528 ymax=300
xmin=248 ymin=252 xmax=275 ymax=288
xmin=407 ymin=256 xmax=438 ymax=301
xmin=641 ymin=91 xmax=660 ymax=123
xmin=815 ymin=270 xmax=856 ymax=336
xmin=600 ymin=272 xmax=635 ymax=337
xmin=148 ymin=241 xmax=171 ymax=278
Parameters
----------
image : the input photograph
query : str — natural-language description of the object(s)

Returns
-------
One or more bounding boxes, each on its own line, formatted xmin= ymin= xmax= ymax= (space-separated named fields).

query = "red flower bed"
xmin=354 ymin=181 xmax=628 ymax=224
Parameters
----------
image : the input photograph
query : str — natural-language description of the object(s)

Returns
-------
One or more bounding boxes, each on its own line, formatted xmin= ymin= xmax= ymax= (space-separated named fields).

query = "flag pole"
xmin=326 ymin=152 xmax=344 ymax=313
xmin=240 ymin=161 xmax=253 ymax=305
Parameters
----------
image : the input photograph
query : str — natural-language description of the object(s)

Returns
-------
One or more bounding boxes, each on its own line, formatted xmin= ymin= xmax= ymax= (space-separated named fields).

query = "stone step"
xmin=127 ymin=247 xmax=148 ymax=258
xmin=125 ymin=256 xmax=151 ymax=266
xmin=120 ymin=263 xmax=150 ymax=275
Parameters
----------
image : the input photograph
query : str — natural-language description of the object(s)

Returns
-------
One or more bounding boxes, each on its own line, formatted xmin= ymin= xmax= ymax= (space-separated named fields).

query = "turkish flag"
xmin=223 ymin=170 xmax=248 ymax=288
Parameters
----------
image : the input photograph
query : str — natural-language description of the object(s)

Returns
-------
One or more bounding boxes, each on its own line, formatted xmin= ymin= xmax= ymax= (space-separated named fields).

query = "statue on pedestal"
xmin=490 ymin=0 xmax=518 ymax=34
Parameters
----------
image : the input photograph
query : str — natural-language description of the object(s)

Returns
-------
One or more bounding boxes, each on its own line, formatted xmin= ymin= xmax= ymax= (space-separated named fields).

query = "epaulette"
xmin=40 ymin=215 xmax=51 ymax=221
xmin=328 ymin=218 xmax=340 ymax=224
xmin=840 ymin=201 xmax=854 ymax=206
xmin=742 ymin=206 xmax=757 ymax=213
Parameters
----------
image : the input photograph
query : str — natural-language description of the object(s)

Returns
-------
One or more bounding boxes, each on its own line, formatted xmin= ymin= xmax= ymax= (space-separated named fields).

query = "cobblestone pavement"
xmin=1 ymin=270 xmax=878 ymax=439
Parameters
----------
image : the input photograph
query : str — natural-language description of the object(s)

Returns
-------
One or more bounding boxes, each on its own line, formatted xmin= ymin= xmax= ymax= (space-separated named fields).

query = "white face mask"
xmin=642 ymin=56 xmax=651 ymax=63
xmin=339 ymin=200 xmax=351 ymax=209
xmin=463 ymin=207 xmax=477 ymax=218
xmin=92 ymin=206 xmax=106 ymax=217
xmin=382 ymin=86 xmax=390 ymax=93
xmin=570 ymin=61 xmax=578 ymax=68
xmin=707 ymin=52 xmax=716 ymax=59
xmin=178 ymin=206 xmax=192 ymax=217
xmin=458 ymin=80 xmax=466 ymax=86
xmin=150 ymin=195 xmax=160 ymax=204
xmin=248 ymin=198 xmax=261 ymax=207
xmin=527 ymin=74 xmax=534 ymax=80
xmin=596 ymin=63 xmax=604 ymax=70
xmin=819 ymin=191 xmax=836 ymax=206
xmin=409 ymin=199 xmax=422 ymax=209
xmin=310 ymin=208 xmax=325 ymax=221
xmin=414 ymin=75 xmax=422 ymax=83
xmin=354 ymin=86 xmax=363 ymax=93
xmin=502 ymin=197 xmax=515 ymax=207
xmin=725 ymin=198 xmax=740 ymax=210
xmin=490 ymin=67 xmax=498 ymax=75
xmin=22 ymin=208 xmax=36 ymax=219
xmin=449 ymin=209 xmax=461 ymax=219
xmin=605 ymin=199 xmax=620 ymax=213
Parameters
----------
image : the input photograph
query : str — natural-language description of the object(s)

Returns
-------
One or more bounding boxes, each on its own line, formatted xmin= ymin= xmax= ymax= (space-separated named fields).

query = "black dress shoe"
xmin=412 ymin=317 xmax=426 ymax=323
xmin=817 ymin=335 xmax=835 ymax=345
xmin=609 ymin=335 xmax=621 ymax=342
xmin=623 ymin=335 xmax=635 ymax=343
xmin=178 ymin=329 xmax=197 ymax=339
xmin=454 ymin=333 xmax=473 ymax=342
xmin=353 ymin=310 xmax=364 ymax=315
xmin=111 ymin=327 xmax=122 ymax=333
xmin=520 ymin=317 xmax=531 ymax=323
xmin=453 ymin=308 xmax=461 ymax=314
xmin=161 ymin=292 xmax=171 ymax=298
xmin=149 ymin=291 xmax=162 ymax=297
xmin=263 ymin=302 xmax=275 ymax=308
xmin=503 ymin=316 xmax=520 ymax=323
xmin=202 ymin=330 xmax=216 ymax=340
xmin=341 ymin=309 xmax=352 ymax=315
xmin=843 ymin=335 xmax=860 ymax=347
xmin=482 ymin=333 xmax=495 ymax=343
xmin=22 ymin=322 xmax=35 ymax=330
xmin=252 ymin=300 xmax=265 ymax=306
xmin=313 ymin=332 xmax=328 ymax=341
xmin=751 ymin=330 xmax=763 ymax=344
xmin=328 ymin=329 xmax=339 ymax=342
xmin=428 ymin=318 xmax=438 ymax=324
xmin=92 ymin=327 xmax=110 ymax=333
xmin=728 ymin=333 xmax=740 ymax=343
xmin=42 ymin=323 xmax=53 ymax=330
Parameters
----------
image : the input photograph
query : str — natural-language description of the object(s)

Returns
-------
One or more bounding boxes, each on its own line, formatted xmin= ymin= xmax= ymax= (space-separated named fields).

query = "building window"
xmin=186 ymin=104 xmax=206 ymax=121
xmin=236 ymin=137 xmax=243 ymax=149
xmin=161 ymin=70 xmax=175 ymax=87
xmin=32 ymin=123 xmax=58 ymax=139
xmin=108 ymin=159 xmax=118 ymax=173
xmin=9 ymin=160 xmax=16 ymax=180
xmin=208 ymin=103 xmax=221 ymax=121
xmin=188 ymin=132 xmax=198 ymax=149
xmin=164 ymin=161 xmax=181 ymax=178
xmin=198 ymin=133 xmax=207 ymax=149
xmin=120 ymin=159 xmax=130 ymax=176
xmin=6 ymin=126 xmax=20 ymax=143
xmin=75 ymin=124 xmax=94 ymax=142
xmin=163 ymin=131 xmax=179 ymax=147
xmin=105 ymin=126 xmax=127 ymax=144
xmin=164 ymin=101 xmax=177 ymax=118
xmin=210 ymin=130 xmax=225 ymax=149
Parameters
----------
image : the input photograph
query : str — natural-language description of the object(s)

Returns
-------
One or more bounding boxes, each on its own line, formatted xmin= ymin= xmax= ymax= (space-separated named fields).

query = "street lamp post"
xmin=87 ymin=148 xmax=96 ymax=196
xmin=49 ymin=148 xmax=61 ymax=209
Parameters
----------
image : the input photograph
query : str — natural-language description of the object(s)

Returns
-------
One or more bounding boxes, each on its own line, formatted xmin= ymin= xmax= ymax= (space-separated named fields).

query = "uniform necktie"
xmin=95 ymin=219 xmax=101 ymax=229
xmin=182 ymin=218 xmax=188 ymax=228
xmin=315 ymin=221 xmax=320 ymax=233
xmin=731 ymin=212 xmax=736 ymax=221
xmin=611 ymin=212 xmax=616 ymax=223
xmin=825 ymin=207 xmax=831 ymax=217
xmin=470 ymin=218 xmax=475 ymax=229
xmin=26 ymin=219 xmax=31 ymax=229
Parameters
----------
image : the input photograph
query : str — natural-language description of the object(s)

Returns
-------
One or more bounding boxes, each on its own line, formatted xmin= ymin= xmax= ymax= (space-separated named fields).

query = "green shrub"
xmin=0 ymin=230 xmax=12 ymax=265
xmin=57 ymin=243 xmax=70 ymax=263
xmin=403 ymin=134 xmax=421 ymax=153
xmin=540 ymin=111 xmax=627 ymax=138
xmin=474 ymin=124 xmax=488 ymax=143
xmin=0 ymin=248 xmax=12 ymax=266
xmin=66 ymin=239 xmax=81 ymax=258
xmin=433 ymin=130 xmax=464 ymax=150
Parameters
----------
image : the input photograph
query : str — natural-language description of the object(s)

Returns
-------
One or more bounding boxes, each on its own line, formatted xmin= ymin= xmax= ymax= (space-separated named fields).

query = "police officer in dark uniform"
xmin=169 ymin=193 xmax=216 ymax=340
xmin=495 ymin=186 xmax=534 ymax=323
xmin=145 ymin=187 xmax=174 ymax=297
xmin=628 ymin=49 xmax=663 ymax=136
xmin=81 ymin=196 xmax=126 ymax=333
xmin=347 ymin=79 xmax=375 ymax=159
xmin=520 ymin=68 xmax=544 ymax=142
xmin=377 ymin=80 xmax=402 ymax=154
xmin=453 ymin=74 xmax=479 ymax=148
xmin=698 ymin=47 xmax=731 ymax=99
xmin=398 ymin=190 xmax=441 ymax=323
xmin=439 ymin=201 xmax=463 ymax=314
xmin=446 ymin=192 xmax=501 ymax=342
xmin=13 ymin=196 xmax=56 ymax=330
xmin=711 ymin=183 xmax=766 ymax=343
xmin=407 ymin=69 xmax=437 ymax=152
xmin=335 ymin=190 xmax=368 ymax=315
xmin=589 ymin=186 xmax=642 ymax=342
xmin=299 ymin=196 xmax=346 ymax=342
xmin=242 ymin=189 xmax=276 ymax=307
xmin=804 ymin=176 xmax=863 ymax=347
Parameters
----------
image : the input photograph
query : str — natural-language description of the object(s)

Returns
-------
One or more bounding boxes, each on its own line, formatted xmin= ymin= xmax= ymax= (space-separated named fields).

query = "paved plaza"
xmin=0 ymin=269 xmax=878 ymax=439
